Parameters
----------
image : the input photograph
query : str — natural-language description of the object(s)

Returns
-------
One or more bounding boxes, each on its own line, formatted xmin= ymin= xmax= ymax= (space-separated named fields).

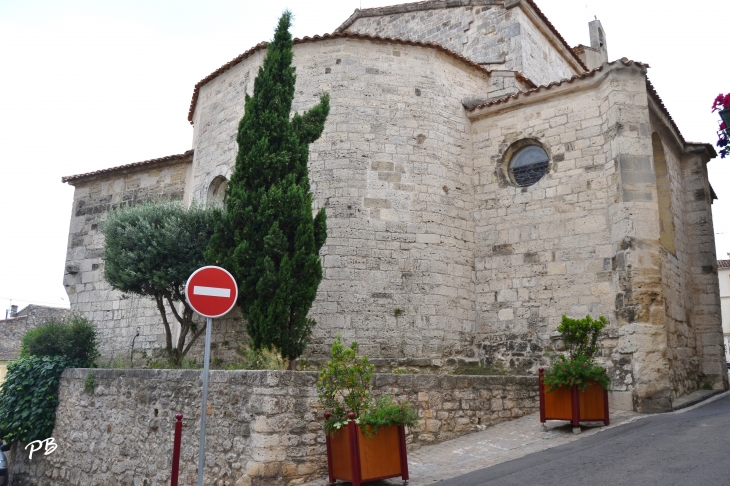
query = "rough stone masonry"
xmin=60 ymin=0 xmax=727 ymax=412
xmin=7 ymin=369 xmax=538 ymax=485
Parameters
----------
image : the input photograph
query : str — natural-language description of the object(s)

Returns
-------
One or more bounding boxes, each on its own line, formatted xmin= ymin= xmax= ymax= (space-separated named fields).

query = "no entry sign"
xmin=185 ymin=266 xmax=238 ymax=318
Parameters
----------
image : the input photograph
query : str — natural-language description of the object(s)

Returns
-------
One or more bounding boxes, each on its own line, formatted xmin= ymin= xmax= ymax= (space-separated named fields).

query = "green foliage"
xmin=358 ymin=394 xmax=420 ymax=438
xmin=317 ymin=336 xmax=373 ymax=421
xmin=207 ymin=11 xmax=330 ymax=364
xmin=0 ymin=356 xmax=77 ymax=444
xmin=226 ymin=342 xmax=287 ymax=370
xmin=21 ymin=314 xmax=99 ymax=366
xmin=543 ymin=354 xmax=610 ymax=391
xmin=543 ymin=315 xmax=610 ymax=391
xmin=142 ymin=349 xmax=200 ymax=369
xmin=97 ymin=354 xmax=134 ymax=369
xmin=318 ymin=337 xmax=420 ymax=436
xmin=557 ymin=314 xmax=606 ymax=360
xmin=101 ymin=201 xmax=221 ymax=366
xmin=84 ymin=372 xmax=96 ymax=394
xmin=393 ymin=308 xmax=403 ymax=316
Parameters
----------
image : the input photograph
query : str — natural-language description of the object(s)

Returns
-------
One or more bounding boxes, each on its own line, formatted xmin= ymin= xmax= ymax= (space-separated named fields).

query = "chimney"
xmin=9 ymin=305 xmax=18 ymax=317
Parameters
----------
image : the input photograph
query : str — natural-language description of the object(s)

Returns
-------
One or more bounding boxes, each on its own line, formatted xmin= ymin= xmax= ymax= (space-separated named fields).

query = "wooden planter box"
xmin=324 ymin=413 xmax=409 ymax=486
xmin=538 ymin=367 xmax=609 ymax=427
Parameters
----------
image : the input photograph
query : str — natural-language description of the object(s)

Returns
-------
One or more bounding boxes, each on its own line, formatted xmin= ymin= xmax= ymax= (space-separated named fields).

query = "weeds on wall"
xmin=84 ymin=372 xmax=96 ymax=394
xmin=225 ymin=342 xmax=287 ymax=370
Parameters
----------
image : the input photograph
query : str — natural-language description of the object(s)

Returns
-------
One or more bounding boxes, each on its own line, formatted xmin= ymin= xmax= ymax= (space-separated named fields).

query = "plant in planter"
xmin=712 ymin=93 xmax=730 ymax=159
xmin=317 ymin=336 xmax=419 ymax=486
xmin=539 ymin=315 xmax=610 ymax=432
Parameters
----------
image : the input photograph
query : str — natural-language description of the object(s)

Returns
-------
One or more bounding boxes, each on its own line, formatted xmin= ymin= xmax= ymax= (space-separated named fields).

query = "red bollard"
xmin=171 ymin=413 xmax=183 ymax=486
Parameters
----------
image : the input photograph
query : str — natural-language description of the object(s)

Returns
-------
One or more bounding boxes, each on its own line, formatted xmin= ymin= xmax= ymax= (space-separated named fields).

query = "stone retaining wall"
xmin=8 ymin=369 xmax=538 ymax=486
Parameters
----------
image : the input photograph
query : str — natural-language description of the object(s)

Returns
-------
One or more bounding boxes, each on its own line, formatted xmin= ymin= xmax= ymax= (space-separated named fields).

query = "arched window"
xmin=653 ymin=133 xmax=675 ymax=253
xmin=207 ymin=176 xmax=228 ymax=208
xmin=505 ymin=142 xmax=550 ymax=187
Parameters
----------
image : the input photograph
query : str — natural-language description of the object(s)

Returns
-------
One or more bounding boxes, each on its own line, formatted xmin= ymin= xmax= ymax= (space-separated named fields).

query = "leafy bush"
xmin=543 ymin=353 xmax=610 ymax=391
xmin=543 ymin=315 xmax=610 ymax=391
xmin=359 ymin=394 xmax=419 ymax=437
xmin=101 ymin=200 xmax=221 ymax=366
xmin=317 ymin=336 xmax=420 ymax=436
xmin=226 ymin=343 xmax=287 ymax=370
xmin=317 ymin=336 xmax=374 ymax=422
xmin=0 ymin=356 xmax=77 ymax=444
xmin=557 ymin=314 xmax=606 ymax=361
xmin=21 ymin=314 xmax=99 ymax=366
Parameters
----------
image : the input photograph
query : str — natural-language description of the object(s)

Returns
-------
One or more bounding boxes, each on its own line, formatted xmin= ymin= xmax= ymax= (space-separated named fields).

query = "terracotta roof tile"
xmin=187 ymin=32 xmax=534 ymax=124
xmin=466 ymin=57 xmax=716 ymax=156
xmin=718 ymin=260 xmax=730 ymax=269
xmin=62 ymin=150 xmax=194 ymax=184
xmin=467 ymin=58 xmax=649 ymax=112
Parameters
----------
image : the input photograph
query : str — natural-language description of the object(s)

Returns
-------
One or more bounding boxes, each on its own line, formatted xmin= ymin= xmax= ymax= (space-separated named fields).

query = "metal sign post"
xmin=197 ymin=316 xmax=213 ymax=486
xmin=184 ymin=266 xmax=238 ymax=486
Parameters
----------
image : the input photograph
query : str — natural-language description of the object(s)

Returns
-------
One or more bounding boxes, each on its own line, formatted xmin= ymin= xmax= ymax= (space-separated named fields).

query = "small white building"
xmin=720 ymin=260 xmax=730 ymax=361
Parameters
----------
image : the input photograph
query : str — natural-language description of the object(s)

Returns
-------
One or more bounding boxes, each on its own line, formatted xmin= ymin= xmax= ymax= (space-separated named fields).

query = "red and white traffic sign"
xmin=185 ymin=266 xmax=238 ymax=318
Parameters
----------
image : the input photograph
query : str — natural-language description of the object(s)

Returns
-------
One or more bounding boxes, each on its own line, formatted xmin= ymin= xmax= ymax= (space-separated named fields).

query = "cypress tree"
xmin=207 ymin=11 xmax=329 ymax=366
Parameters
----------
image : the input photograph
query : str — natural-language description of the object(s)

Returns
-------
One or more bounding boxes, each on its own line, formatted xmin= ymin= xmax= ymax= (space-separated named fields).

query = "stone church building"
xmin=62 ymin=0 xmax=726 ymax=412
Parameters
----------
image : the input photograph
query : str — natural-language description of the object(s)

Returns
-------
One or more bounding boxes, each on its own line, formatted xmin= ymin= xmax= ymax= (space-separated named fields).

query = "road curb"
xmin=672 ymin=389 xmax=730 ymax=413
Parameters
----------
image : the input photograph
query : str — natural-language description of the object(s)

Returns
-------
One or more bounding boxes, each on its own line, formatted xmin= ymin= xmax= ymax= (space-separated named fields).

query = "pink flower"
xmin=712 ymin=93 xmax=730 ymax=112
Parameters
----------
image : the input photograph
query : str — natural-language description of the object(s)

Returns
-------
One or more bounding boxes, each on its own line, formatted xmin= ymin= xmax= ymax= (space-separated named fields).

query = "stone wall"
xmin=7 ymin=369 xmax=538 ymax=486
xmin=340 ymin=0 xmax=581 ymax=86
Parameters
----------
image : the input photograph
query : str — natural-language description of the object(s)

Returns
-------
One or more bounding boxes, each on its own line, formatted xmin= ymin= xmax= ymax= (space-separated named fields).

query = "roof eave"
xmin=187 ymin=33 xmax=501 ymax=125
xmin=62 ymin=150 xmax=194 ymax=185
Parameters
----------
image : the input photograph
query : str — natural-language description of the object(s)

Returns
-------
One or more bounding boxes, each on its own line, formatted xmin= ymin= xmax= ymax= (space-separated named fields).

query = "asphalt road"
xmin=438 ymin=394 xmax=730 ymax=486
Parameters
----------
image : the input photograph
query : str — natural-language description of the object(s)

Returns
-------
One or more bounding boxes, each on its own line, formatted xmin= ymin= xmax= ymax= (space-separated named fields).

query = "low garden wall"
xmin=7 ymin=369 xmax=538 ymax=486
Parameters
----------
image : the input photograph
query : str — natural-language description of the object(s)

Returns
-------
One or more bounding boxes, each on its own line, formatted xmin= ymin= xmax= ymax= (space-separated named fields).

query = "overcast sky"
xmin=1 ymin=0 xmax=728 ymax=314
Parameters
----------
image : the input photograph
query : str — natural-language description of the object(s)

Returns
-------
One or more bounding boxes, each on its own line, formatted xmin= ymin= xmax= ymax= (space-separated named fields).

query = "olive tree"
xmin=101 ymin=201 xmax=220 ymax=366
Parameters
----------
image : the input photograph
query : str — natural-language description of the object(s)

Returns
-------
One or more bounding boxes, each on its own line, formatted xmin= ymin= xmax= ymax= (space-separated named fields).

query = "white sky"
xmin=1 ymin=0 xmax=729 ymax=314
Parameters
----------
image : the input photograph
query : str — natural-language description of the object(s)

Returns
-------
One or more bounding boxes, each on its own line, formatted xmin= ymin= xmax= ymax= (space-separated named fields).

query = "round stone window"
xmin=508 ymin=145 xmax=549 ymax=187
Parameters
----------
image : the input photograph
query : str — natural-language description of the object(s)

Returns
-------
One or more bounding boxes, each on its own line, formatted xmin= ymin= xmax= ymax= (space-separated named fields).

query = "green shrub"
xmin=359 ymin=394 xmax=419 ymax=437
xmin=317 ymin=336 xmax=420 ymax=436
xmin=543 ymin=353 xmax=610 ymax=391
xmin=21 ymin=314 xmax=99 ymax=366
xmin=0 ymin=356 xmax=77 ymax=444
xmin=543 ymin=315 xmax=610 ymax=391
xmin=226 ymin=343 xmax=287 ymax=370
xmin=84 ymin=372 xmax=96 ymax=394
xmin=317 ymin=336 xmax=374 ymax=423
